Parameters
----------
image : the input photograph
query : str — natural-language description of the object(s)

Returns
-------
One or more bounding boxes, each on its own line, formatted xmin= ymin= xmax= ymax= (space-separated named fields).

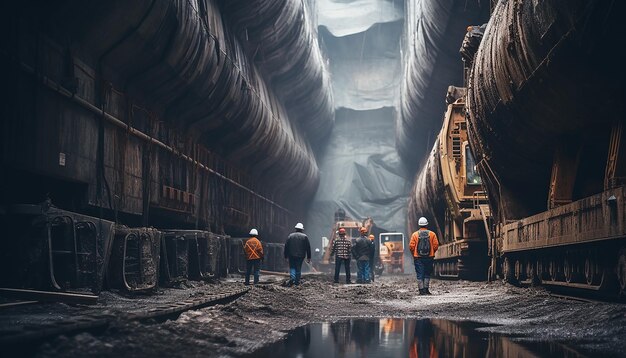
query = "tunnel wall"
xmin=398 ymin=0 xmax=489 ymax=174
xmin=217 ymin=0 xmax=335 ymax=149
xmin=0 ymin=0 xmax=325 ymax=240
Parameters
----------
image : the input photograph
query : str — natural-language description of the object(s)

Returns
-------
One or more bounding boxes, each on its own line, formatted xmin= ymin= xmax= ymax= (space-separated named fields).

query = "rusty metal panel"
xmin=0 ymin=204 xmax=115 ymax=294
xmin=121 ymin=136 xmax=143 ymax=214
xmin=2 ymin=0 xmax=323 ymax=240
xmin=73 ymin=57 xmax=96 ymax=104
xmin=502 ymin=187 xmax=626 ymax=253
xmin=107 ymin=226 xmax=161 ymax=293
xmin=96 ymin=125 xmax=143 ymax=215
xmin=58 ymin=106 xmax=98 ymax=184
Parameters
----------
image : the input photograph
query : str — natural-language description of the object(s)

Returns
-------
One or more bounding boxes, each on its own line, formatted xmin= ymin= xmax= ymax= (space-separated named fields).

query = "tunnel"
xmin=1 ymin=1 xmax=625 ymax=357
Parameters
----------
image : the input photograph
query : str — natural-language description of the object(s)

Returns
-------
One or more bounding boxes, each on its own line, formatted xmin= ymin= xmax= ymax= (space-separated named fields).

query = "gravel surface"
xmin=13 ymin=274 xmax=626 ymax=357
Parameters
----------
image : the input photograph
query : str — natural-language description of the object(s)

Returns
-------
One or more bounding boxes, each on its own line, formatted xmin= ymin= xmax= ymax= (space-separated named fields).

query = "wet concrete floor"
xmin=248 ymin=318 xmax=596 ymax=358
xmin=22 ymin=275 xmax=626 ymax=357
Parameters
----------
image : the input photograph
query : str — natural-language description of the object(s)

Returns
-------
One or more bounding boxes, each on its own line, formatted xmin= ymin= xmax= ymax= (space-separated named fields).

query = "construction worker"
xmin=284 ymin=222 xmax=311 ymax=286
xmin=331 ymin=228 xmax=352 ymax=284
xmin=244 ymin=228 xmax=264 ymax=285
xmin=409 ymin=217 xmax=439 ymax=294
xmin=352 ymin=227 xmax=374 ymax=283
xmin=368 ymin=234 xmax=377 ymax=282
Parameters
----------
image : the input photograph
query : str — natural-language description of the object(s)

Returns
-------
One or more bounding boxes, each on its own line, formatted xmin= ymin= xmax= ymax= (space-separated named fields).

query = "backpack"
xmin=417 ymin=230 xmax=431 ymax=257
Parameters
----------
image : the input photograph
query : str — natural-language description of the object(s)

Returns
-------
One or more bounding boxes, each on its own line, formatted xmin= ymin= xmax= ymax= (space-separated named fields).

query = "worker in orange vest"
xmin=409 ymin=217 xmax=439 ymax=295
xmin=244 ymin=228 xmax=264 ymax=285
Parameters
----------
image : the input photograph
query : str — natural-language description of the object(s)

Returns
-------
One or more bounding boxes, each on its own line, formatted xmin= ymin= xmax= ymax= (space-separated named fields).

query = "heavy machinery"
xmin=378 ymin=232 xmax=405 ymax=274
xmin=464 ymin=0 xmax=626 ymax=296
xmin=408 ymin=87 xmax=491 ymax=280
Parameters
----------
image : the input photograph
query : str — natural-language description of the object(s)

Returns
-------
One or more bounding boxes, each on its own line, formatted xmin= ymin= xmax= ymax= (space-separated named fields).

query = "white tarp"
xmin=306 ymin=0 xmax=409 ymax=250
xmin=306 ymin=108 xmax=410 ymax=250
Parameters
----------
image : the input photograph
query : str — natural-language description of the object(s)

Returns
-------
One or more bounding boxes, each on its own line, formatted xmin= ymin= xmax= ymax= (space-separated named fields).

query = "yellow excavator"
xmin=378 ymin=232 xmax=405 ymax=273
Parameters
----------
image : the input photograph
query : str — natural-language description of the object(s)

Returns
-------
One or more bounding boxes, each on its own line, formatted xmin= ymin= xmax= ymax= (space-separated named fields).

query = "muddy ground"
xmin=31 ymin=274 xmax=626 ymax=357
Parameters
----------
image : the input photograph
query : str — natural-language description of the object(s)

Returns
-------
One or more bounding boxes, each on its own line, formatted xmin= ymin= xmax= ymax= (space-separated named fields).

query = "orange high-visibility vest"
xmin=244 ymin=237 xmax=264 ymax=260
xmin=409 ymin=228 xmax=439 ymax=258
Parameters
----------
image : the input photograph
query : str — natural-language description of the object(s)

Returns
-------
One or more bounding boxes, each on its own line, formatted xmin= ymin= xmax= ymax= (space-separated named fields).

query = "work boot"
xmin=333 ymin=280 xmax=339 ymax=284
xmin=346 ymin=280 xmax=352 ymax=284
xmin=418 ymin=288 xmax=425 ymax=295
xmin=425 ymin=288 xmax=432 ymax=295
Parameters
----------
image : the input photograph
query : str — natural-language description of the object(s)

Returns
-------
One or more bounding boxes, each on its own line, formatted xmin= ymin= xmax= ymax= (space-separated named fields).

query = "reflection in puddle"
xmin=248 ymin=318 xmax=592 ymax=357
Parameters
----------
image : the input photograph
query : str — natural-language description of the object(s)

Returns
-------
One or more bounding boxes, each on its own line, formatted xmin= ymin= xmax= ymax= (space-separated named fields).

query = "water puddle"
xmin=248 ymin=318 xmax=594 ymax=357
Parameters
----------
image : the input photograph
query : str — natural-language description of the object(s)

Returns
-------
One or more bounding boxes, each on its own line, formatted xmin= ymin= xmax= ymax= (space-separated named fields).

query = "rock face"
xmin=217 ymin=0 xmax=335 ymax=149
xmin=398 ymin=0 xmax=489 ymax=174
xmin=466 ymin=0 xmax=626 ymax=222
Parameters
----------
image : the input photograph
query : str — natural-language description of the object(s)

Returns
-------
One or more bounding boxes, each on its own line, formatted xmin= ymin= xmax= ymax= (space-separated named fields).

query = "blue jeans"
xmin=334 ymin=258 xmax=351 ymax=283
xmin=357 ymin=260 xmax=370 ymax=283
xmin=245 ymin=259 xmax=261 ymax=285
xmin=414 ymin=257 xmax=433 ymax=289
xmin=289 ymin=257 xmax=305 ymax=285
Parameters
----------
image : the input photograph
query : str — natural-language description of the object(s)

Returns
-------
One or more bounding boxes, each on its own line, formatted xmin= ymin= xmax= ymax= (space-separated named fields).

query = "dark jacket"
xmin=352 ymin=236 xmax=373 ymax=261
xmin=331 ymin=236 xmax=352 ymax=259
xmin=284 ymin=231 xmax=311 ymax=259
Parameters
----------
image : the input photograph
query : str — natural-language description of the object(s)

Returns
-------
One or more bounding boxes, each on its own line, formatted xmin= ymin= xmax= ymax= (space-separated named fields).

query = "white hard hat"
xmin=249 ymin=228 xmax=258 ymax=236
xmin=418 ymin=217 xmax=428 ymax=226
xmin=295 ymin=222 xmax=304 ymax=230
